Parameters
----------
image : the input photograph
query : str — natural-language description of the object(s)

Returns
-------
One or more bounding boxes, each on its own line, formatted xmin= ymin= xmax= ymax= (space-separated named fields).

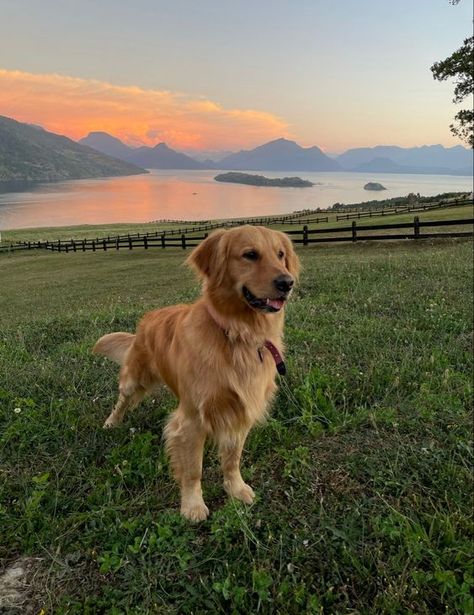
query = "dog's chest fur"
xmin=141 ymin=302 xmax=283 ymax=436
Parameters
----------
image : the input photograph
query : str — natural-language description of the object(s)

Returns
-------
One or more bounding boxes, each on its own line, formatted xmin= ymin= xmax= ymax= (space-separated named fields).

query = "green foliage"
xmin=431 ymin=36 xmax=474 ymax=147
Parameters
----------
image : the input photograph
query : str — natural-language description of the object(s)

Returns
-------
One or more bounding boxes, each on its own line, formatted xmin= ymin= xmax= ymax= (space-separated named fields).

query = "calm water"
xmin=0 ymin=170 xmax=472 ymax=230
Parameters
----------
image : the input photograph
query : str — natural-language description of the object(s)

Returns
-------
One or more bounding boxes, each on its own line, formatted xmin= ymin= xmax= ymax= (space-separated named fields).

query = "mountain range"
xmin=79 ymin=132 xmax=473 ymax=176
xmin=337 ymin=145 xmax=472 ymax=176
xmin=1 ymin=115 xmax=471 ymax=183
xmin=0 ymin=116 xmax=146 ymax=182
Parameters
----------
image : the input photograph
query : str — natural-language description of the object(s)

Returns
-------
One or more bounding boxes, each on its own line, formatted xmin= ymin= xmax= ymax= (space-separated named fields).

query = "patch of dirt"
xmin=0 ymin=558 xmax=42 ymax=614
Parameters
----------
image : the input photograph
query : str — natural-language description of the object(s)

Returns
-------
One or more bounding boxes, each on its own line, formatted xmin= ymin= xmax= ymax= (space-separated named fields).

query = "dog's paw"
xmin=181 ymin=500 xmax=210 ymax=522
xmin=103 ymin=416 xmax=119 ymax=428
xmin=225 ymin=480 xmax=255 ymax=505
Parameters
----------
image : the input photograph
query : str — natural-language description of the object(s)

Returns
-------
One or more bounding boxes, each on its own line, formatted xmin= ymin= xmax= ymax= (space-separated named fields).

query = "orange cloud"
xmin=0 ymin=69 xmax=291 ymax=150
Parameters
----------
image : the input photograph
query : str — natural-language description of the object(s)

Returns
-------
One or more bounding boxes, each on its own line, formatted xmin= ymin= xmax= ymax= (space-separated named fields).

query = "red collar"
xmin=206 ymin=304 xmax=286 ymax=376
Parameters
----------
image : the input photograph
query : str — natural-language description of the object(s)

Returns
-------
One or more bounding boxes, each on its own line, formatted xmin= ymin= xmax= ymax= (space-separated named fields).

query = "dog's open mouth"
xmin=242 ymin=286 xmax=287 ymax=313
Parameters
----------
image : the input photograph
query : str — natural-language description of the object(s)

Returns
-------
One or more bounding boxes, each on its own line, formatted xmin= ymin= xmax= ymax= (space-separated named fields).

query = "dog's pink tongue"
xmin=266 ymin=298 xmax=285 ymax=310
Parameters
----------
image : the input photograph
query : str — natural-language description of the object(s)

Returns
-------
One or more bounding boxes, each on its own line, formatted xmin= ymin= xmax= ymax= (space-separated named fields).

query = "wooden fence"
xmin=286 ymin=217 xmax=473 ymax=244
xmin=334 ymin=198 xmax=471 ymax=221
xmin=2 ymin=216 xmax=472 ymax=254
xmin=9 ymin=198 xmax=471 ymax=255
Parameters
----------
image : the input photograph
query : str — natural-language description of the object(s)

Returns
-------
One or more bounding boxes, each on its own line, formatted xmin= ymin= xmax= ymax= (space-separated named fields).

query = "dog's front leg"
xmin=218 ymin=430 xmax=255 ymax=505
xmin=164 ymin=406 xmax=209 ymax=522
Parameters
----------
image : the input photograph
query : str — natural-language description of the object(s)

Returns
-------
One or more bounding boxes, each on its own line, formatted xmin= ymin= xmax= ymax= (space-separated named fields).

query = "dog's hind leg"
xmin=218 ymin=430 xmax=255 ymax=504
xmin=103 ymin=366 xmax=146 ymax=428
xmin=103 ymin=387 xmax=146 ymax=428
xmin=164 ymin=406 xmax=209 ymax=522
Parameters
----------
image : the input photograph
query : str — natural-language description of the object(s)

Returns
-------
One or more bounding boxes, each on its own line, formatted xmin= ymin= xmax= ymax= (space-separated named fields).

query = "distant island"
xmin=364 ymin=182 xmax=386 ymax=191
xmin=214 ymin=172 xmax=314 ymax=187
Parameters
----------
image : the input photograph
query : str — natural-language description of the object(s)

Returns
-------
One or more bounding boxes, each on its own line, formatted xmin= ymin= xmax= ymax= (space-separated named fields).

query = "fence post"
xmin=128 ymin=236 xmax=132 ymax=250
xmin=161 ymin=234 xmax=165 ymax=248
xmin=144 ymin=236 xmax=148 ymax=249
xmin=92 ymin=240 xmax=96 ymax=252
xmin=414 ymin=216 xmax=420 ymax=239
xmin=352 ymin=220 xmax=357 ymax=242
xmin=181 ymin=234 xmax=186 ymax=249
xmin=116 ymin=238 xmax=119 ymax=250
xmin=303 ymin=225 xmax=308 ymax=246
xmin=73 ymin=241 xmax=77 ymax=252
xmin=103 ymin=239 xmax=106 ymax=251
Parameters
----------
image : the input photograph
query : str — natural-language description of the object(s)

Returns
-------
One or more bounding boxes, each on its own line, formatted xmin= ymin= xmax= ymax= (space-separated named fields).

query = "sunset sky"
xmin=0 ymin=0 xmax=472 ymax=153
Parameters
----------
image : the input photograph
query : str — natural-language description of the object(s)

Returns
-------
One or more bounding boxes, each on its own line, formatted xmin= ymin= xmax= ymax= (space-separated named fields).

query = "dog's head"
xmin=187 ymin=225 xmax=300 ymax=314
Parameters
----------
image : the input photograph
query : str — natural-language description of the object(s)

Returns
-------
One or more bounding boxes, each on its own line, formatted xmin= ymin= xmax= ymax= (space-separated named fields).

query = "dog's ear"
xmin=281 ymin=232 xmax=300 ymax=280
xmin=186 ymin=229 xmax=227 ymax=281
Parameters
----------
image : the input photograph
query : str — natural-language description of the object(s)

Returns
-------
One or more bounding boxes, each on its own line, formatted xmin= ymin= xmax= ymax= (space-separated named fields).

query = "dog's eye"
xmin=278 ymin=250 xmax=285 ymax=259
xmin=243 ymin=250 xmax=259 ymax=261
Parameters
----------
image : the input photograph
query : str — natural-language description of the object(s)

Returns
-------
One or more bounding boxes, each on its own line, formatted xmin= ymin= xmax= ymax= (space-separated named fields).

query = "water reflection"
xmin=0 ymin=180 xmax=44 ymax=194
xmin=0 ymin=169 xmax=472 ymax=230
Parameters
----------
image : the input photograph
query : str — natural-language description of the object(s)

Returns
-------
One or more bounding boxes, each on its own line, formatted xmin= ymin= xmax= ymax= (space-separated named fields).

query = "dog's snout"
xmin=273 ymin=274 xmax=294 ymax=293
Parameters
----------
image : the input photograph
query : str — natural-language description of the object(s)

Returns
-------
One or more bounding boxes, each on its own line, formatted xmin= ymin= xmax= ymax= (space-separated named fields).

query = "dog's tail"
xmin=93 ymin=332 xmax=135 ymax=365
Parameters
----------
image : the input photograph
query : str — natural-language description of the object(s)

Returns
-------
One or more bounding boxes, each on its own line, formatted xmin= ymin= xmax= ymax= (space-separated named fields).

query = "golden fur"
xmin=93 ymin=225 xmax=300 ymax=521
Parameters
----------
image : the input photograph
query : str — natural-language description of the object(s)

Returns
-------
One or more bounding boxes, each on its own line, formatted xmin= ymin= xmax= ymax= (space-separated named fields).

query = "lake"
xmin=0 ymin=169 xmax=472 ymax=230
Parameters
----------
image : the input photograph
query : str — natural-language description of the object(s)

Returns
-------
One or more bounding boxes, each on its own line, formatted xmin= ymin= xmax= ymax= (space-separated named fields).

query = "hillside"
xmin=0 ymin=116 xmax=147 ymax=182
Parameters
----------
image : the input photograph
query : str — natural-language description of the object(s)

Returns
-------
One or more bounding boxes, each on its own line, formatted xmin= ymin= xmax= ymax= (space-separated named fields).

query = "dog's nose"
xmin=273 ymin=274 xmax=294 ymax=293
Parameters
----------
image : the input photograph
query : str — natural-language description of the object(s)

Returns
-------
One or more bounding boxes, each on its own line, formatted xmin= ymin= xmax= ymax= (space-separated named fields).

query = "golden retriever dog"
xmin=93 ymin=225 xmax=299 ymax=521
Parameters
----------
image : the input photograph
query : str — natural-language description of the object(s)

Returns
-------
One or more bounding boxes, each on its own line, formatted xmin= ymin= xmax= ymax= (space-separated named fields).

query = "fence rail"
xmin=1 ymin=216 xmax=472 ymax=254
xmin=335 ymin=198 xmax=471 ymax=221
xmin=286 ymin=217 xmax=473 ymax=245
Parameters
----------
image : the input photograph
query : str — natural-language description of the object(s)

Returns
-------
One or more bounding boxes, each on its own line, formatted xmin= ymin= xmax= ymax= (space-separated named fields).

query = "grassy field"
xmin=0 ymin=238 xmax=473 ymax=613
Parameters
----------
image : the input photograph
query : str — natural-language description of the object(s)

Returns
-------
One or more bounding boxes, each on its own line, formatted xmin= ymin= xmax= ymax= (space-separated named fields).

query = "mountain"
xmin=76 ymin=131 xmax=473 ymax=176
xmin=79 ymin=131 xmax=134 ymax=160
xmin=79 ymin=132 xmax=212 ymax=169
xmin=218 ymin=138 xmax=341 ymax=171
xmin=126 ymin=142 xmax=209 ymax=169
xmin=337 ymin=145 xmax=472 ymax=176
xmin=0 ymin=116 xmax=147 ymax=182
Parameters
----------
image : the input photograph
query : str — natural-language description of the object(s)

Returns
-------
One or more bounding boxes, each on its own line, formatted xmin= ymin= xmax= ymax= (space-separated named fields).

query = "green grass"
xmin=0 ymin=239 xmax=473 ymax=613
